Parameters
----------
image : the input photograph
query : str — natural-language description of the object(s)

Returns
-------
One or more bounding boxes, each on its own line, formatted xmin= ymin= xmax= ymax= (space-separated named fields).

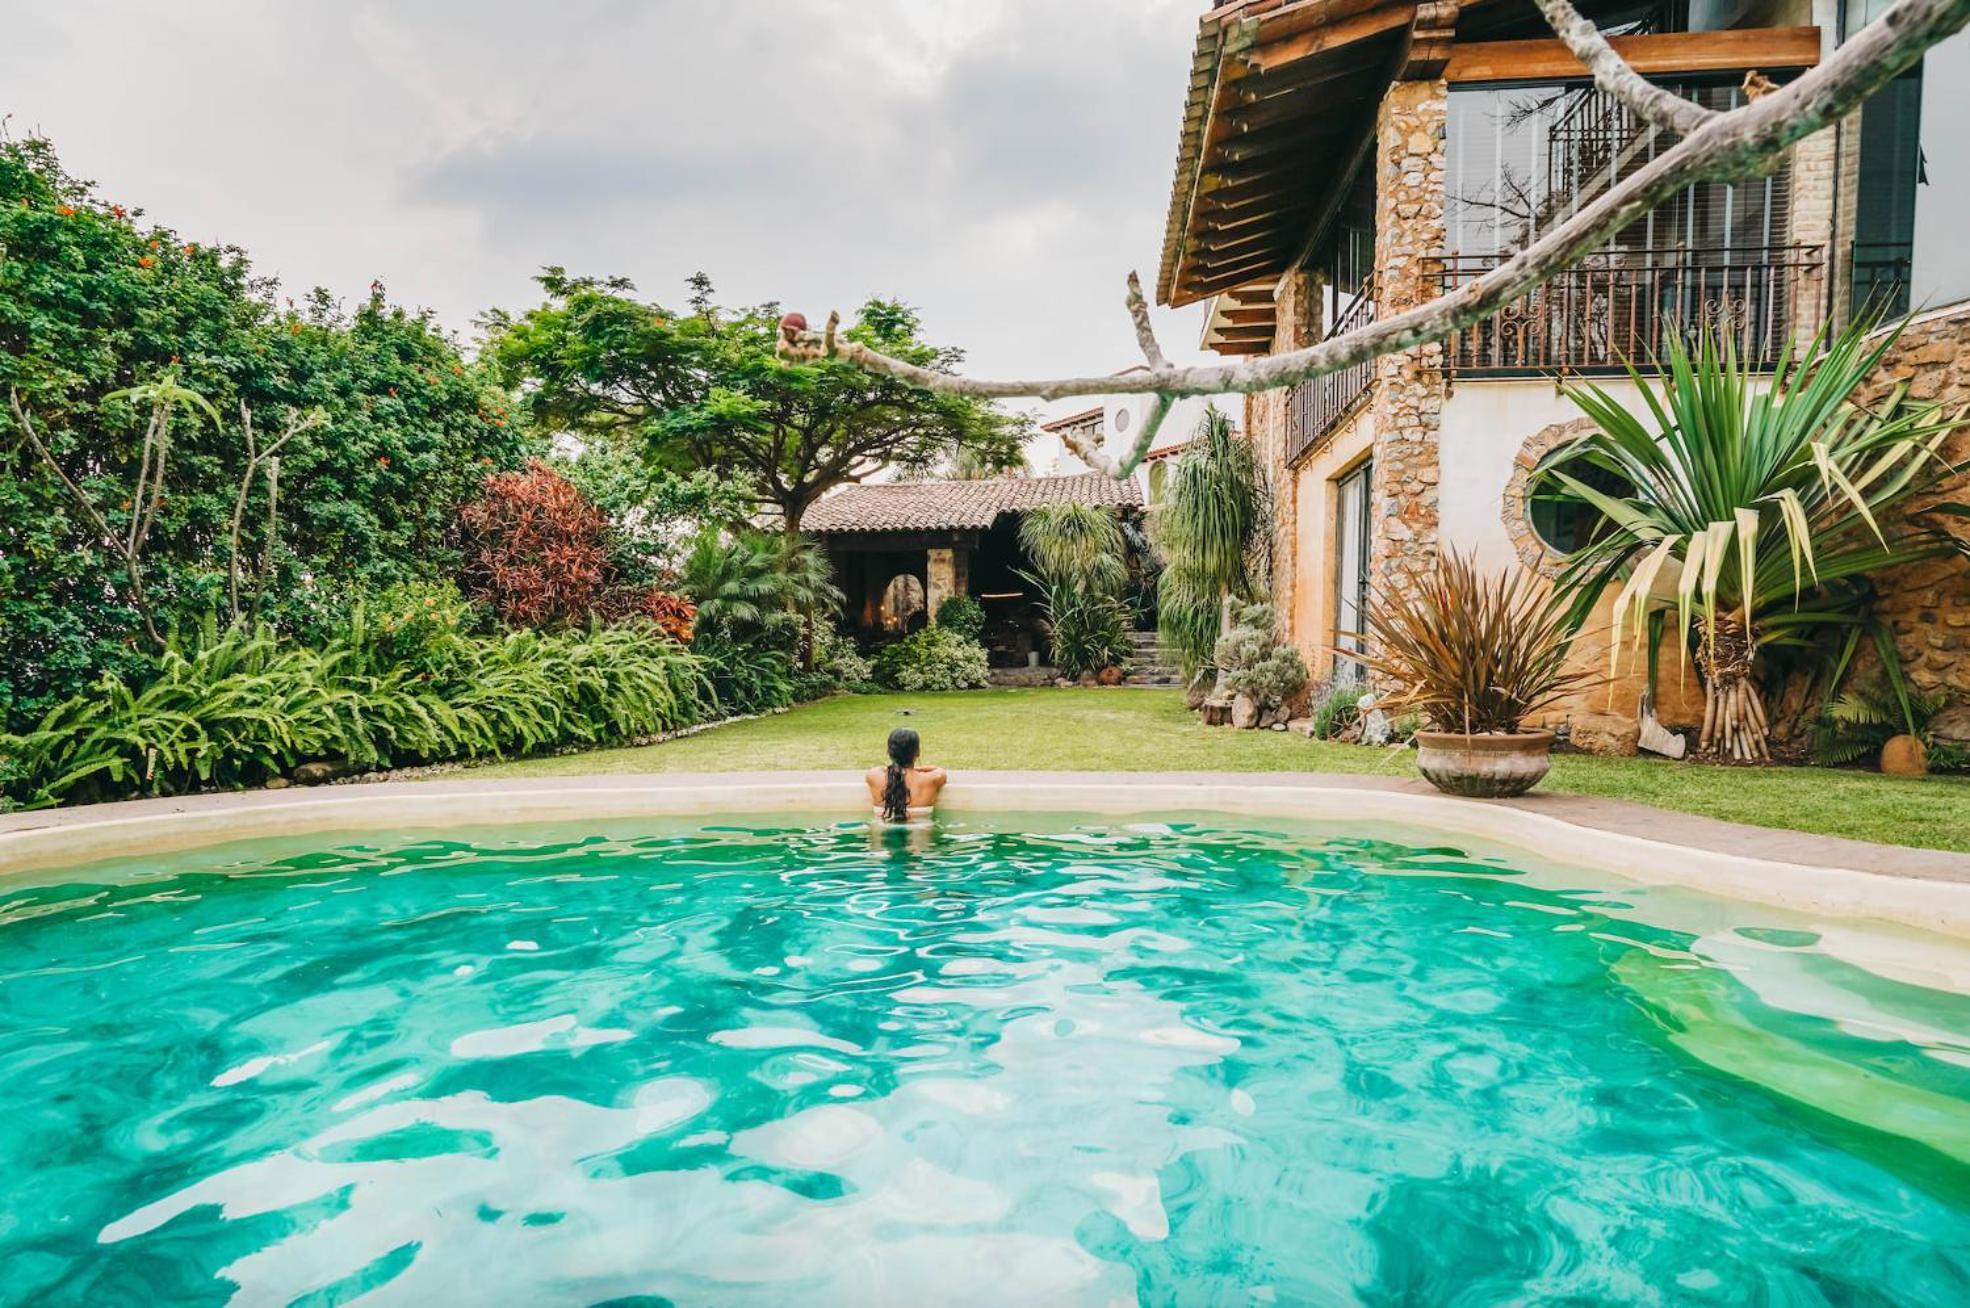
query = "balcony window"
xmin=1442 ymin=80 xmax=1819 ymax=373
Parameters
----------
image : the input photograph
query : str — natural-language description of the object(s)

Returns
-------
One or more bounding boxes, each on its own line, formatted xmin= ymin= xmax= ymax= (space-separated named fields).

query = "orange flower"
xmin=55 ymin=204 xmax=75 ymax=217
xmin=110 ymin=204 xmax=126 ymax=219
xmin=184 ymin=242 xmax=198 ymax=255
xmin=137 ymin=255 xmax=156 ymax=269
xmin=147 ymin=238 xmax=161 ymax=250
xmin=378 ymin=456 xmax=391 ymax=467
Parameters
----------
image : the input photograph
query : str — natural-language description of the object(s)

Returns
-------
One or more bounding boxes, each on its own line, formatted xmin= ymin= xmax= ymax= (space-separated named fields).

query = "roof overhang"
xmin=1157 ymin=0 xmax=1448 ymax=309
xmin=1199 ymin=282 xmax=1279 ymax=355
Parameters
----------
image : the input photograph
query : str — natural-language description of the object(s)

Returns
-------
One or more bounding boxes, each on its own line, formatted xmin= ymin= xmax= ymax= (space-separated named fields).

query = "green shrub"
xmin=1036 ymin=579 xmax=1132 ymax=678
xmin=692 ymin=632 xmax=797 ymax=715
xmin=871 ymin=627 xmax=989 ymax=692
xmin=934 ymin=594 xmax=986 ymax=639
xmin=1309 ymin=678 xmax=1364 ymax=740
xmin=1813 ymin=680 xmax=1952 ymax=768
xmin=795 ymin=625 xmax=875 ymax=700
xmin=1 ymin=136 xmax=531 ymax=731
xmin=0 ymin=615 xmax=714 ymax=808
xmin=1213 ymin=602 xmax=1308 ymax=712
xmin=1226 ymin=646 xmax=1309 ymax=709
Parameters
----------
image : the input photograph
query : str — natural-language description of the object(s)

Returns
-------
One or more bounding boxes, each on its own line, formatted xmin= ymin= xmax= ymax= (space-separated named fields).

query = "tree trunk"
xmin=1695 ymin=616 xmax=1771 ymax=763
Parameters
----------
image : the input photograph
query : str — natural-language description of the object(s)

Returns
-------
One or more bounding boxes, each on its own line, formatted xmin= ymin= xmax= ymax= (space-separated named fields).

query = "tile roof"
xmin=803 ymin=473 xmax=1144 ymax=534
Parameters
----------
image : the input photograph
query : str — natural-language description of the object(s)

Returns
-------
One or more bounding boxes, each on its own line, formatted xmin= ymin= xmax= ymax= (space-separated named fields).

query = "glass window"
xmin=1446 ymin=81 xmax=1787 ymax=259
xmin=1333 ymin=462 xmax=1372 ymax=680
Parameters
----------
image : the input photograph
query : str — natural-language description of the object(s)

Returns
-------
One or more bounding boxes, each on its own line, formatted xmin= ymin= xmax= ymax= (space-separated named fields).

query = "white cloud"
xmin=1 ymin=0 xmax=1226 ymax=430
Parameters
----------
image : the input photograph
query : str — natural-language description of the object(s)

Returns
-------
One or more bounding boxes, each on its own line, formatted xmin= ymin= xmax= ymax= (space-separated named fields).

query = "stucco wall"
xmin=1912 ymin=32 xmax=1970 ymax=310
xmin=1436 ymin=378 xmax=1656 ymax=574
xmin=1287 ymin=410 xmax=1373 ymax=678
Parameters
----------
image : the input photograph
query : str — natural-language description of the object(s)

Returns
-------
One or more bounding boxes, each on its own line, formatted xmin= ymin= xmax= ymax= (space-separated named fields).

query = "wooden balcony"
xmin=1285 ymin=276 xmax=1376 ymax=466
xmin=1438 ymin=244 xmax=1827 ymax=376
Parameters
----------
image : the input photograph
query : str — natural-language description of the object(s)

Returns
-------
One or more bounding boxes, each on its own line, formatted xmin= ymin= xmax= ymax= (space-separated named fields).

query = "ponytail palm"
xmin=1538 ymin=317 xmax=1966 ymax=761
xmin=1155 ymin=405 xmax=1268 ymax=677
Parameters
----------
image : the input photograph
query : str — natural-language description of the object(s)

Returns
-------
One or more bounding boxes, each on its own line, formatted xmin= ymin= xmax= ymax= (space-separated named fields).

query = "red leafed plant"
xmin=600 ymin=586 xmax=696 ymax=643
xmin=458 ymin=459 xmax=610 ymax=628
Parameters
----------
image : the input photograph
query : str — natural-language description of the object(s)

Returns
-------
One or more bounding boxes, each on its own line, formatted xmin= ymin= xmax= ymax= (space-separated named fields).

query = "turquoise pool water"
xmin=1 ymin=815 xmax=1967 ymax=1305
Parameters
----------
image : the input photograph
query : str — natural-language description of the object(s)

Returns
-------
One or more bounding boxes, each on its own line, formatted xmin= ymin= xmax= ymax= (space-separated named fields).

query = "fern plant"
xmin=1813 ymin=680 xmax=1950 ymax=766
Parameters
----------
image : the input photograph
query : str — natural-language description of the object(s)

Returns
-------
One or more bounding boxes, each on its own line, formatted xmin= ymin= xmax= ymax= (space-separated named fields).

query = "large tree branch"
xmin=1531 ymin=0 xmax=1718 ymax=134
xmin=779 ymin=0 xmax=1969 ymax=477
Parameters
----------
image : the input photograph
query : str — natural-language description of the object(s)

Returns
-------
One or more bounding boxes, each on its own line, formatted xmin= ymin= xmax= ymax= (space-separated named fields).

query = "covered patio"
xmin=803 ymin=473 xmax=1144 ymax=665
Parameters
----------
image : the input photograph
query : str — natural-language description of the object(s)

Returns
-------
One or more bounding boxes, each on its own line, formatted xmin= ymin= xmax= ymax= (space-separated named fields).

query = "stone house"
xmin=1155 ymin=0 xmax=1970 ymax=751
xmin=803 ymin=473 xmax=1145 ymax=665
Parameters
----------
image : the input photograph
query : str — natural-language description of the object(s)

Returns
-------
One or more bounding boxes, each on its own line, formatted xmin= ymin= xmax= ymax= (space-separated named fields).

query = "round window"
xmin=1112 ymin=407 xmax=1132 ymax=435
xmin=1501 ymin=418 xmax=1623 ymax=578
xmin=1528 ymin=450 xmax=1631 ymax=557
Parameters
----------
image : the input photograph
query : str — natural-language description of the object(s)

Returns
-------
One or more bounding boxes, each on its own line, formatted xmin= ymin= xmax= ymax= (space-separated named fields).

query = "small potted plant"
xmin=1357 ymin=551 xmax=1597 ymax=797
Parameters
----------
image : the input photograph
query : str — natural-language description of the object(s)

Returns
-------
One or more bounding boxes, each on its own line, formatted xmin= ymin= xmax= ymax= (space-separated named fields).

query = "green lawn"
xmin=462 ymin=688 xmax=1970 ymax=853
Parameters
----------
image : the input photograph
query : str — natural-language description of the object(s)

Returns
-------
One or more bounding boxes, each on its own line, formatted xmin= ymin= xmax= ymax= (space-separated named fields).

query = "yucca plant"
xmin=1019 ymin=503 xmax=1131 ymax=677
xmin=1538 ymin=316 xmax=1967 ymax=762
xmin=1154 ymin=405 xmax=1269 ymax=679
xmin=1359 ymin=551 xmax=1598 ymax=735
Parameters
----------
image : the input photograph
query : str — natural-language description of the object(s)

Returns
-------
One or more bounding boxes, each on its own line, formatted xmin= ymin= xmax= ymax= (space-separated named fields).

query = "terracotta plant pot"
xmin=1414 ymin=730 xmax=1556 ymax=798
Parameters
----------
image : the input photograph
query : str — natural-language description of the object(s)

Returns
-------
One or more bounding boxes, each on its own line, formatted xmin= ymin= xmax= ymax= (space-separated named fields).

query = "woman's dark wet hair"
xmin=881 ymin=728 xmax=920 ymax=821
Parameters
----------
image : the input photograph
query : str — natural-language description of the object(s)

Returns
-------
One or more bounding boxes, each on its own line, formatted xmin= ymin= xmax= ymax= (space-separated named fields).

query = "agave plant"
xmin=1154 ymin=405 xmax=1269 ymax=678
xmin=1538 ymin=317 xmax=1967 ymax=762
xmin=1359 ymin=551 xmax=1597 ymax=735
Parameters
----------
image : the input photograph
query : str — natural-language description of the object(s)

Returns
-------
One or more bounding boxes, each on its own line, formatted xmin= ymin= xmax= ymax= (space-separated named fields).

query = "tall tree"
xmin=488 ymin=271 xmax=1029 ymax=532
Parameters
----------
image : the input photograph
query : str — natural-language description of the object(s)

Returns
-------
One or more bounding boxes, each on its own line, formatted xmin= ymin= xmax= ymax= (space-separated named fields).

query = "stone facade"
xmin=1853 ymin=304 xmax=1970 ymax=697
xmin=1251 ymin=268 xmax=1320 ymax=639
xmin=1366 ymin=78 xmax=1448 ymax=624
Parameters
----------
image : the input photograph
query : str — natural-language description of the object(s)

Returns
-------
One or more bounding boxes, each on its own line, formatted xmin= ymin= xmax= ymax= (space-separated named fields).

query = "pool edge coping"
xmin=4 ymin=771 xmax=1968 ymax=939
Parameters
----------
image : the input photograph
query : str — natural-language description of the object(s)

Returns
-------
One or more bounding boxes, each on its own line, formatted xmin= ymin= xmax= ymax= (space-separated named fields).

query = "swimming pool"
xmin=2 ymin=811 xmax=1967 ymax=1304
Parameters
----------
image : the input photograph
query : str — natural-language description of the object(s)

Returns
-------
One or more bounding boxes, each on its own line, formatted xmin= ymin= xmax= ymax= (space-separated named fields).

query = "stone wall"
xmin=1260 ymin=269 xmax=1318 ymax=636
xmin=1366 ymin=78 xmax=1448 ymax=628
xmin=1853 ymin=303 xmax=1970 ymax=697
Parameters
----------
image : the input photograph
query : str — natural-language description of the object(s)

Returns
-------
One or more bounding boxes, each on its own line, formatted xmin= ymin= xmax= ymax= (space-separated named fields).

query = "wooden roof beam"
xmin=1444 ymin=25 xmax=1821 ymax=84
xmin=1237 ymin=5 xmax=1414 ymax=75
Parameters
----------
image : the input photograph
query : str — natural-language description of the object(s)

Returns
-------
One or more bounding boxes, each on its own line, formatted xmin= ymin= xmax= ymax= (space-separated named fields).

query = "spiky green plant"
xmin=1019 ymin=503 xmax=1128 ymax=597
xmin=1017 ymin=503 xmax=1132 ymax=678
xmin=1538 ymin=315 xmax=1967 ymax=762
xmin=1154 ymin=405 xmax=1268 ymax=678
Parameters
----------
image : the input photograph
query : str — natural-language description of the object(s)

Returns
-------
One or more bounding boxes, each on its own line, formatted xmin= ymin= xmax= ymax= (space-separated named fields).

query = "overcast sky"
xmin=1 ymin=1 xmax=1220 ymax=425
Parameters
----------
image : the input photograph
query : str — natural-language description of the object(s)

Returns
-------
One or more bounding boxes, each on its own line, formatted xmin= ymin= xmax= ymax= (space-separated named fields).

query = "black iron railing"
xmin=1285 ymin=275 xmax=1376 ymax=466
xmin=1439 ymin=244 xmax=1826 ymax=375
xmin=1852 ymin=241 xmax=1912 ymax=319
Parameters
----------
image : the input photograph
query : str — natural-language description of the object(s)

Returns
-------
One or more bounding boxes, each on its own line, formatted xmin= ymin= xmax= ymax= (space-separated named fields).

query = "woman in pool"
xmin=867 ymin=727 xmax=946 ymax=822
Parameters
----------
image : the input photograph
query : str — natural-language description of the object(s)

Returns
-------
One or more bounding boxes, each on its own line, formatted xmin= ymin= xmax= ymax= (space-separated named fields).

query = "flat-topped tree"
xmin=488 ymin=271 xmax=1029 ymax=534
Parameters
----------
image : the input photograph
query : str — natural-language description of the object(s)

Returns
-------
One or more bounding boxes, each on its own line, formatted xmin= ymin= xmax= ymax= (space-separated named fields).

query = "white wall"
xmin=1913 ymin=31 xmax=1970 ymax=311
xmin=1436 ymin=377 xmax=1653 ymax=570
xmin=1030 ymin=393 xmax=1227 ymax=490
